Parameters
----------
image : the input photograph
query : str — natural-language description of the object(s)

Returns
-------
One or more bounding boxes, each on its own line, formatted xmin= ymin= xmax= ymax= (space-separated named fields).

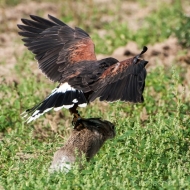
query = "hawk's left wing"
xmin=66 ymin=47 xmax=148 ymax=103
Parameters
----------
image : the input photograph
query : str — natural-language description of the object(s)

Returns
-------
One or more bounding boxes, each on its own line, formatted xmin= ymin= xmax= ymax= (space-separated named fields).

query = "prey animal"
xmin=18 ymin=15 xmax=148 ymax=125
xmin=49 ymin=118 xmax=115 ymax=173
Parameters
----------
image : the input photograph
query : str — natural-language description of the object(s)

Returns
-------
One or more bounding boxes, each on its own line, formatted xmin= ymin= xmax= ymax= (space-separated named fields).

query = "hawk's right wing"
xmin=18 ymin=14 xmax=96 ymax=82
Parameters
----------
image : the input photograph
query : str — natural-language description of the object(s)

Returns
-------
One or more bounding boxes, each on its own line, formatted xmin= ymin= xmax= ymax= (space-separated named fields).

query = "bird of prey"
xmin=18 ymin=15 xmax=148 ymax=124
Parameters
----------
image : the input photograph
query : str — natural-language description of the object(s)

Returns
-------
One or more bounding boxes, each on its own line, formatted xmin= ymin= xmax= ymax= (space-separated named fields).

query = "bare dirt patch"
xmin=0 ymin=2 xmax=59 ymax=84
xmin=1 ymin=0 xmax=190 ymax=85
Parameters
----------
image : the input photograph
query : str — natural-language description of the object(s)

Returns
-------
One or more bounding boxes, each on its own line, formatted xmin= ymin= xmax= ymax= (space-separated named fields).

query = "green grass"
xmin=1 ymin=63 xmax=190 ymax=189
xmin=1 ymin=0 xmax=190 ymax=189
xmin=91 ymin=0 xmax=188 ymax=54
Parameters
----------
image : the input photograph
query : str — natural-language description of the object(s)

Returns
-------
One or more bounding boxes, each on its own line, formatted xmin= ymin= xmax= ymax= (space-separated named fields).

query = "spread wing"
xmin=17 ymin=14 xmax=96 ymax=82
xmin=89 ymin=59 xmax=147 ymax=103
xmin=67 ymin=47 xmax=148 ymax=103
xmin=90 ymin=47 xmax=148 ymax=103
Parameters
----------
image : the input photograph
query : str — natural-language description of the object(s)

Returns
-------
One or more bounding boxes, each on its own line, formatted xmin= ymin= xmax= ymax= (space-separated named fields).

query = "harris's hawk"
xmin=18 ymin=15 xmax=148 ymax=124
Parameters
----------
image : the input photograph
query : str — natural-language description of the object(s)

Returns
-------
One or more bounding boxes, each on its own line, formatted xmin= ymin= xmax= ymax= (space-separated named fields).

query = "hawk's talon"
xmin=71 ymin=112 xmax=86 ymax=130
xmin=72 ymin=113 xmax=81 ymax=126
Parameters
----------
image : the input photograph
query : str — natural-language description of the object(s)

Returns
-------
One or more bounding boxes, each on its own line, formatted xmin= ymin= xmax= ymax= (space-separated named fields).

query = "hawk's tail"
xmin=22 ymin=83 xmax=87 ymax=123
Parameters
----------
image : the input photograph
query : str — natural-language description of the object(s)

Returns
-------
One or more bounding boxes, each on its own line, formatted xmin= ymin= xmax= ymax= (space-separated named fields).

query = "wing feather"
xmin=89 ymin=61 xmax=147 ymax=103
xmin=87 ymin=47 xmax=148 ymax=103
xmin=18 ymin=15 xmax=96 ymax=82
xmin=66 ymin=47 xmax=148 ymax=103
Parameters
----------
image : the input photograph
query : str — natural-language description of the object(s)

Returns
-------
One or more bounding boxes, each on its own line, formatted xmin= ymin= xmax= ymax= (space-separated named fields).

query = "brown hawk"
xmin=18 ymin=15 xmax=148 ymax=124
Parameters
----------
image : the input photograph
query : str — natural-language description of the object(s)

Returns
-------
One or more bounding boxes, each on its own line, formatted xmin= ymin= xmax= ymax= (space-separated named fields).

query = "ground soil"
xmin=0 ymin=0 xmax=190 ymax=85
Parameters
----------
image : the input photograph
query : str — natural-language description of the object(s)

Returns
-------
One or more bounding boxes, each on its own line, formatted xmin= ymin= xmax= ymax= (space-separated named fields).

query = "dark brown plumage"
xmin=18 ymin=15 xmax=148 ymax=123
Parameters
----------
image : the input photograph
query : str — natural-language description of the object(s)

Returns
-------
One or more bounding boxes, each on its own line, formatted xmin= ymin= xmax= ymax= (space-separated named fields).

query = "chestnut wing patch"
xmin=18 ymin=15 xmax=96 ymax=82
xmin=63 ymin=57 xmax=119 ymax=92
xmin=60 ymin=46 xmax=148 ymax=104
xmin=66 ymin=57 xmax=147 ymax=103
xmin=89 ymin=59 xmax=148 ymax=103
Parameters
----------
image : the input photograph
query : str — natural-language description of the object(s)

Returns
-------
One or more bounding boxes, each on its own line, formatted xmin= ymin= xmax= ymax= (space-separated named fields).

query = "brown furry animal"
xmin=49 ymin=118 xmax=115 ymax=173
